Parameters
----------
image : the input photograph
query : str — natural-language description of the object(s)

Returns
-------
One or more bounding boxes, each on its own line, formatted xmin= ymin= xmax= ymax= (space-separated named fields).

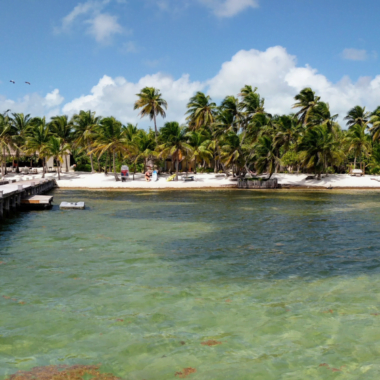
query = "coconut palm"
xmin=293 ymin=87 xmax=321 ymax=126
xmin=238 ymin=85 xmax=267 ymax=120
xmin=345 ymin=123 xmax=371 ymax=169
xmin=252 ymin=135 xmax=278 ymax=179
xmin=157 ymin=122 xmax=193 ymax=181
xmin=220 ymin=95 xmax=244 ymax=132
xmin=72 ymin=110 xmax=101 ymax=173
xmin=91 ymin=117 xmax=130 ymax=181
xmin=273 ymin=114 xmax=301 ymax=152
xmin=186 ymin=129 xmax=212 ymax=172
xmin=297 ymin=125 xmax=343 ymax=179
xmin=0 ymin=114 xmax=15 ymax=176
xmin=220 ymin=132 xmax=245 ymax=176
xmin=49 ymin=115 xmax=74 ymax=172
xmin=132 ymin=129 xmax=156 ymax=173
xmin=44 ymin=136 xmax=70 ymax=180
xmin=369 ymin=106 xmax=380 ymax=141
xmin=345 ymin=106 xmax=370 ymax=129
xmin=24 ymin=117 xmax=51 ymax=178
xmin=10 ymin=113 xmax=33 ymax=172
xmin=308 ymin=102 xmax=339 ymax=134
xmin=134 ymin=87 xmax=167 ymax=138
xmin=186 ymin=92 xmax=217 ymax=130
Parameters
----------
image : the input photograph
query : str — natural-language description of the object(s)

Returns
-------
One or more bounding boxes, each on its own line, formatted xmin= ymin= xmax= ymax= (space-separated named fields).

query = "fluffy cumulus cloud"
xmin=207 ymin=46 xmax=380 ymax=123
xmin=0 ymin=89 xmax=64 ymax=119
xmin=341 ymin=48 xmax=368 ymax=61
xmin=4 ymin=46 xmax=380 ymax=127
xmin=62 ymin=73 xmax=203 ymax=126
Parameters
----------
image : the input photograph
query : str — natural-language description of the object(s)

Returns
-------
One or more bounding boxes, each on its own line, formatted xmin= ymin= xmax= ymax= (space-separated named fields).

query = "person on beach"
xmin=145 ymin=170 xmax=152 ymax=182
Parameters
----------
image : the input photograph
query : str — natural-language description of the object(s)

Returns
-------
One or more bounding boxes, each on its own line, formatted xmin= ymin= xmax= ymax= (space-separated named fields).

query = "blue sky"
xmin=1 ymin=0 xmax=380 ymax=127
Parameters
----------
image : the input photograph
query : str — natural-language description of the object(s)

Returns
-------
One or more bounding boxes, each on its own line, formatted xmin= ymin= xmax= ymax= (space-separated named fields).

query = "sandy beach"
xmin=3 ymin=171 xmax=380 ymax=189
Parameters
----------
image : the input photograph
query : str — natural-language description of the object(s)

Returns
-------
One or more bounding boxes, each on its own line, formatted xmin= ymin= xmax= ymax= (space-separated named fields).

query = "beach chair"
xmin=183 ymin=176 xmax=194 ymax=182
xmin=351 ymin=169 xmax=363 ymax=177
xmin=121 ymin=165 xmax=129 ymax=182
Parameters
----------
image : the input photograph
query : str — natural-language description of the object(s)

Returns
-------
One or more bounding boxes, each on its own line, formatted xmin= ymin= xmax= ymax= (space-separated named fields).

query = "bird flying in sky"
xmin=10 ymin=80 xmax=15 ymax=84
xmin=25 ymin=82 xmax=31 ymax=85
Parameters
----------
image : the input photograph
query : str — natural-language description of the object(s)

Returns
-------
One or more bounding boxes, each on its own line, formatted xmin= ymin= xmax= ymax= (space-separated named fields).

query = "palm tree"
xmin=10 ymin=113 xmax=33 ymax=172
xmin=308 ymin=102 xmax=339 ymax=134
xmin=132 ymin=129 xmax=156 ymax=173
xmin=220 ymin=95 xmax=244 ymax=132
xmin=273 ymin=114 xmax=301 ymax=152
xmin=24 ymin=117 xmax=51 ymax=178
xmin=238 ymin=85 xmax=267 ymax=121
xmin=134 ymin=87 xmax=167 ymax=138
xmin=91 ymin=117 xmax=130 ymax=181
xmin=157 ymin=122 xmax=193 ymax=181
xmin=345 ymin=123 xmax=371 ymax=169
xmin=252 ymin=135 xmax=278 ymax=179
xmin=186 ymin=129 xmax=212 ymax=172
xmin=73 ymin=110 xmax=101 ymax=173
xmin=297 ymin=125 xmax=343 ymax=179
xmin=186 ymin=92 xmax=217 ymax=129
xmin=220 ymin=132 xmax=245 ymax=176
xmin=50 ymin=115 xmax=73 ymax=172
xmin=44 ymin=137 xmax=70 ymax=180
xmin=0 ymin=114 xmax=15 ymax=176
xmin=293 ymin=87 xmax=321 ymax=126
xmin=345 ymin=106 xmax=370 ymax=128
xmin=369 ymin=106 xmax=380 ymax=141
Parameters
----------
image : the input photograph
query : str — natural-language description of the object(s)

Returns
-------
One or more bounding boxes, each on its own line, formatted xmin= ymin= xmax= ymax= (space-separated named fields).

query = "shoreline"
xmin=3 ymin=171 xmax=380 ymax=191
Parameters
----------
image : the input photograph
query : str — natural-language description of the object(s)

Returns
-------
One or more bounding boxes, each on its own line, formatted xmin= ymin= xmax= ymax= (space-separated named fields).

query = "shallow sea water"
xmin=1 ymin=189 xmax=380 ymax=379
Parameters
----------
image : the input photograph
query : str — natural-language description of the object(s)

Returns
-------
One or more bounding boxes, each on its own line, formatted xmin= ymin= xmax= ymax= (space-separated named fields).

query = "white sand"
xmin=3 ymin=171 xmax=380 ymax=189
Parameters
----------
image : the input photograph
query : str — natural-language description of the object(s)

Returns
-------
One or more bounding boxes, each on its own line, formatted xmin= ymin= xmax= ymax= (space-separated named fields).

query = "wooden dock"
xmin=0 ymin=179 xmax=56 ymax=219
xmin=238 ymin=178 xmax=279 ymax=189
xmin=21 ymin=195 xmax=54 ymax=206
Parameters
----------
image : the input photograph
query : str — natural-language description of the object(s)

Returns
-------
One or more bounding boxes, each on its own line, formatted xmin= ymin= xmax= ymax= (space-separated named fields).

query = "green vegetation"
xmin=1 ymin=85 xmax=380 ymax=181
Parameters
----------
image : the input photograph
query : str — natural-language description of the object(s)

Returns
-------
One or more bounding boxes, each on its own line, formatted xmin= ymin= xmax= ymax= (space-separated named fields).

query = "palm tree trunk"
xmin=2 ymin=147 xmax=5 ymax=177
xmin=354 ymin=155 xmax=357 ymax=170
xmin=65 ymin=154 xmax=69 ymax=173
xmin=88 ymin=143 xmax=95 ymax=173
xmin=57 ymin=159 xmax=61 ymax=180
xmin=16 ymin=151 xmax=20 ymax=173
xmin=113 ymin=151 xmax=120 ymax=181
xmin=97 ymin=156 xmax=101 ymax=173
xmin=153 ymin=113 xmax=158 ymax=140
xmin=42 ymin=158 xmax=46 ymax=178
xmin=175 ymin=158 xmax=179 ymax=181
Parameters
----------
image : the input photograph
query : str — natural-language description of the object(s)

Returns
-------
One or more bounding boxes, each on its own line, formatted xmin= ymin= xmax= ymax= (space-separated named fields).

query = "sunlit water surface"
xmin=1 ymin=190 xmax=380 ymax=379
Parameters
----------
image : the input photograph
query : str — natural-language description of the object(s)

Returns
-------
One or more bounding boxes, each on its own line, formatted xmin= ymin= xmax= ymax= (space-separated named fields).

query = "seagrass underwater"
xmin=2 ymin=189 xmax=380 ymax=378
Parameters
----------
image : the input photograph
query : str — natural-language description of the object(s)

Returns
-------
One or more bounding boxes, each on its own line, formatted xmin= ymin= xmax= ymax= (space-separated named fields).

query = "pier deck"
xmin=0 ymin=178 xmax=56 ymax=219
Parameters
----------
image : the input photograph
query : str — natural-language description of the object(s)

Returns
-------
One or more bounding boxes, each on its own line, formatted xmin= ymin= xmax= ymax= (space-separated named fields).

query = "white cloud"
xmin=199 ymin=0 xmax=259 ymax=17
xmin=5 ymin=46 xmax=380 ymax=128
xmin=56 ymin=0 xmax=123 ymax=44
xmin=0 ymin=89 xmax=64 ymax=120
xmin=86 ymin=13 xmax=123 ymax=43
xmin=341 ymin=48 xmax=368 ymax=61
xmin=43 ymin=89 xmax=65 ymax=108
xmin=62 ymin=73 xmax=203 ymax=127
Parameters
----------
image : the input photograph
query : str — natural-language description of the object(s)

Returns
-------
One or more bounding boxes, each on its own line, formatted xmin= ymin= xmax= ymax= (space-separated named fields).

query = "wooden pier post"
xmin=17 ymin=185 xmax=23 ymax=206
xmin=0 ymin=191 xmax=3 ymax=219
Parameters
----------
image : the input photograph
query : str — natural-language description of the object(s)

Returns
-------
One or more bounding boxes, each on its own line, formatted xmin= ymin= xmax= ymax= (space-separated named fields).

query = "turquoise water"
xmin=1 ymin=190 xmax=380 ymax=379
